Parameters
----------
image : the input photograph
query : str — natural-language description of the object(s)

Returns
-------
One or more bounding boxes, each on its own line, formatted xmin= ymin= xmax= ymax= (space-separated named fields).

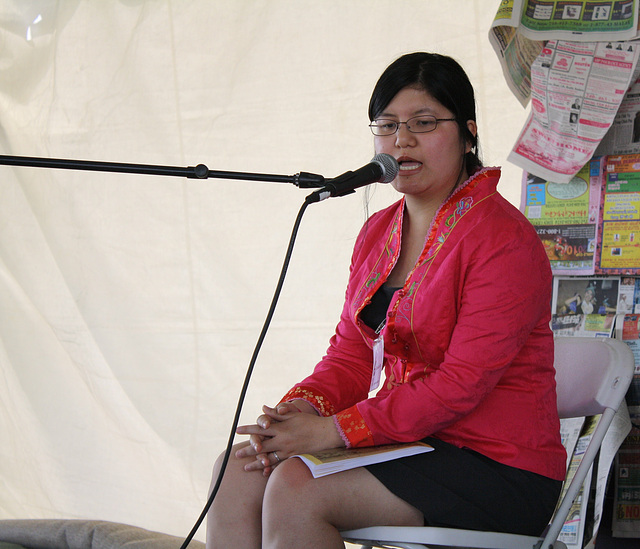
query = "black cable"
xmin=179 ymin=193 xmax=316 ymax=548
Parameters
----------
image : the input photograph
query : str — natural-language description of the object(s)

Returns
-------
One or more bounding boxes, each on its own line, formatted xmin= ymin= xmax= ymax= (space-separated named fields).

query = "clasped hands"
xmin=236 ymin=400 xmax=344 ymax=477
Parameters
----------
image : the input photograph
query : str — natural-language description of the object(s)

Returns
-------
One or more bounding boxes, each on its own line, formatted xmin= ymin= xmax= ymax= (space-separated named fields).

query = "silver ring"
xmin=273 ymin=451 xmax=281 ymax=463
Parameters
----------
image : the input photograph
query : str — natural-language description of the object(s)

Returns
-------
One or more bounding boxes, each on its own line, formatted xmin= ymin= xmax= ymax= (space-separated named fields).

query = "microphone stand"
xmin=0 ymin=154 xmax=326 ymax=187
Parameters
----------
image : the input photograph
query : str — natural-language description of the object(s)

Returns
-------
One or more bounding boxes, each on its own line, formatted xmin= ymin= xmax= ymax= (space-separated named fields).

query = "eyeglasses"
xmin=369 ymin=115 xmax=456 ymax=136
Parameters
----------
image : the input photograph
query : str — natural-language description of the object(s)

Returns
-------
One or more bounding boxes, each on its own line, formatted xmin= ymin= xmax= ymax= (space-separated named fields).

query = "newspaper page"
xmin=595 ymin=154 xmax=640 ymax=274
xmin=612 ymin=313 xmax=640 ymax=537
xmin=558 ymin=409 xmax=630 ymax=549
xmin=518 ymin=0 xmax=639 ymax=42
xmin=552 ymin=276 xmax=619 ymax=336
xmin=521 ymin=162 xmax=601 ymax=274
xmin=561 ymin=417 xmax=588 ymax=469
xmin=489 ymin=0 xmax=546 ymax=106
xmin=617 ymin=277 xmax=639 ymax=313
xmin=586 ymin=404 xmax=634 ymax=547
xmin=508 ymin=40 xmax=640 ymax=183
xmin=489 ymin=1 xmax=639 ymax=106
xmin=596 ymin=64 xmax=640 ymax=155
xmin=557 ymin=416 xmax=598 ymax=548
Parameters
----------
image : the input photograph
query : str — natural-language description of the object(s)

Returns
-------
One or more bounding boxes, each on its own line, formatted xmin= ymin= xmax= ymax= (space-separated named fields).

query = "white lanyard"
xmin=370 ymin=319 xmax=385 ymax=392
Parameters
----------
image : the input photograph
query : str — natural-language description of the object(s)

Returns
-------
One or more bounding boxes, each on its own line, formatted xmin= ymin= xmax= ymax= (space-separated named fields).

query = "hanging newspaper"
xmin=490 ymin=0 xmax=639 ymax=105
xmin=489 ymin=1 xmax=546 ymax=106
xmin=557 ymin=416 xmax=597 ymax=548
xmin=508 ymin=40 xmax=640 ymax=183
xmin=587 ymin=403 xmax=635 ymax=548
xmin=617 ymin=277 xmax=640 ymax=313
xmin=596 ymin=64 xmax=640 ymax=155
xmin=556 ymin=406 xmax=633 ymax=548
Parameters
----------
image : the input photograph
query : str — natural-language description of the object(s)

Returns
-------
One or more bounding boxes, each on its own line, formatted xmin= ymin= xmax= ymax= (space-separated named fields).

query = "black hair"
xmin=368 ymin=52 xmax=482 ymax=175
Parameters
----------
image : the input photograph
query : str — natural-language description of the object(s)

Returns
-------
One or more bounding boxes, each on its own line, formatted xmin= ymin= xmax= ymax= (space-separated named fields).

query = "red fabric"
xmin=281 ymin=168 xmax=566 ymax=481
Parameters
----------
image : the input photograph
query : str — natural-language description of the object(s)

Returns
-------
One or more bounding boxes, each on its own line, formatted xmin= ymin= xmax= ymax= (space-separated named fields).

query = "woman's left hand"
xmin=236 ymin=404 xmax=344 ymax=475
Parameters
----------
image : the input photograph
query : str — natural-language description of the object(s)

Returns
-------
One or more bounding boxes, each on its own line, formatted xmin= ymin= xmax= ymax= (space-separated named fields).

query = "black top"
xmin=359 ymin=283 xmax=400 ymax=332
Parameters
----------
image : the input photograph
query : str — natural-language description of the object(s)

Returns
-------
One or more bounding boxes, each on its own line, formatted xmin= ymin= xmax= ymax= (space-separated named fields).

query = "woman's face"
xmin=373 ymin=87 xmax=476 ymax=206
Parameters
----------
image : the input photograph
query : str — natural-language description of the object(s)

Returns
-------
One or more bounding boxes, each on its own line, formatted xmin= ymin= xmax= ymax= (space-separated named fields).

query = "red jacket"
xmin=282 ymin=167 xmax=566 ymax=481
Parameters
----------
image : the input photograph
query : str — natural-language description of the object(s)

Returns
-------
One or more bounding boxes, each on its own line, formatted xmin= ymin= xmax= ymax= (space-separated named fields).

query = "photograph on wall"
xmin=551 ymin=276 xmax=620 ymax=336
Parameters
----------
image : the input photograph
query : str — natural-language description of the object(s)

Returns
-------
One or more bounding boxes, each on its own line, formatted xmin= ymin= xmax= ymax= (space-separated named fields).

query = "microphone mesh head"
xmin=372 ymin=153 xmax=399 ymax=183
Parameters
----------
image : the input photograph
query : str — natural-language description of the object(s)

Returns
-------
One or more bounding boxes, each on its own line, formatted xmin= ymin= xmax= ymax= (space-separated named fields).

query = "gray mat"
xmin=0 ymin=520 xmax=204 ymax=549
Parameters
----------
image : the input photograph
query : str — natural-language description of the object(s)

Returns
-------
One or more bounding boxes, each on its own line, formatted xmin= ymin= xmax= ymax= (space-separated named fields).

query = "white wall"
xmin=0 ymin=0 xmax=528 ymax=541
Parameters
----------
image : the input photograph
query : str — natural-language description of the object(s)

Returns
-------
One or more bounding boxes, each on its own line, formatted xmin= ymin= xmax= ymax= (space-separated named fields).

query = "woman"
xmin=581 ymin=287 xmax=596 ymax=314
xmin=206 ymin=52 xmax=565 ymax=549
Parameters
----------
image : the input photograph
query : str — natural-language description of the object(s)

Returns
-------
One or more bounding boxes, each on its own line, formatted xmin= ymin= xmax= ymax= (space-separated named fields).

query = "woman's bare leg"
xmin=206 ymin=441 xmax=268 ymax=549
xmin=261 ymin=457 xmax=423 ymax=549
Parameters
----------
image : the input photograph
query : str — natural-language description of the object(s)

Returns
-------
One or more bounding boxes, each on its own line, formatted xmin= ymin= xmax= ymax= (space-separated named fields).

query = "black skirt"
xmin=365 ymin=437 xmax=563 ymax=537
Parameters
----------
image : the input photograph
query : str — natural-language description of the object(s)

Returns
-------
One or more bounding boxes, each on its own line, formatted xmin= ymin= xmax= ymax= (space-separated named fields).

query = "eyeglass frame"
xmin=369 ymin=115 xmax=457 ymax=136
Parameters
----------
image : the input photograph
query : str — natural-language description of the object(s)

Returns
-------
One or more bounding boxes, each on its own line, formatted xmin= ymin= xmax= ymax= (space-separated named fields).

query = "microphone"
xmin=306 ymin=153 xmax=399 ymax=203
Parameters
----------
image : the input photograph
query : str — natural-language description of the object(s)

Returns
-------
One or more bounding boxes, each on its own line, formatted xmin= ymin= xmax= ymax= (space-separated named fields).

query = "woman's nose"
xmin=395 ymin=124 xmax=416 ymax=148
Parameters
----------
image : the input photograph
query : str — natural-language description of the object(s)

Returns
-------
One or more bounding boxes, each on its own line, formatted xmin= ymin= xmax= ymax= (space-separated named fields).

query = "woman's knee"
xmin=208 ymin=441 xmax=265 ymax=500
xmin=207 ymin=443 xmax=267 ymax=549
xmin=262 ymin=457 xmax=319 ymax=525
xmin=264 ymin=457 xmax=313 ymax=498
xmin=210 ymin=443 xmax=242 ymax=485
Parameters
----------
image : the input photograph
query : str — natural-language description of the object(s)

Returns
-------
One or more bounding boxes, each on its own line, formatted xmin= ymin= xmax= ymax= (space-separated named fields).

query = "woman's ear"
xmin=465 ymin=120 xmax=477 ymax=153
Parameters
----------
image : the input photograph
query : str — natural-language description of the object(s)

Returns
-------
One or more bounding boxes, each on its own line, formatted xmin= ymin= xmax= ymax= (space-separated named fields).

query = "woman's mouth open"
xmin=398 ymin=159 xmax=422 ymax=175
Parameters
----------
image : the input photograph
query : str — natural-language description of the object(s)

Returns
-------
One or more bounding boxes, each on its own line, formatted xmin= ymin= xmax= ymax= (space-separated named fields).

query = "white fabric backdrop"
xmin=0 ymin=0 xmax=529 ymax=542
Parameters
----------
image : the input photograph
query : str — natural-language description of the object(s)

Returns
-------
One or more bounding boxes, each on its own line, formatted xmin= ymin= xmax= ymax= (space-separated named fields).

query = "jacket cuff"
xmin=335 ymin=404 xmax=374 ymax=447
xmin=279 ymin=386 xmax=336 ymax=417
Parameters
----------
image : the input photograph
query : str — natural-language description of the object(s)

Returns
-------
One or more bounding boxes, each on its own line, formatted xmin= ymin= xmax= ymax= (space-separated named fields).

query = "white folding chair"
xmin=341 ymin=336 xmax=635 ymax=549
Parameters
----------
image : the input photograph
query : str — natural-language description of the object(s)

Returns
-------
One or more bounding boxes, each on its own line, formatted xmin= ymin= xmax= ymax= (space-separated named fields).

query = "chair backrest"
xmin=553 ymin=336 xmax=634 ymax=419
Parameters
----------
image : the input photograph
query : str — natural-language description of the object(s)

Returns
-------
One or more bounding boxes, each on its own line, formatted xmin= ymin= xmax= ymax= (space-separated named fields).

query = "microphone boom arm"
xmin=0 ymin=154 xmax=326 ymax=188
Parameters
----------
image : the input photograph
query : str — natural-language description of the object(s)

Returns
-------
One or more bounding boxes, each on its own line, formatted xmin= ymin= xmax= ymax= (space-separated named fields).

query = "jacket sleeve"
xmin=334 ymin=217 xmax=554 ymax=447
xmin=279 ymin=223 xmax=378 ymax=420
xmin=279 ymin=295 xmax=373 ymax=418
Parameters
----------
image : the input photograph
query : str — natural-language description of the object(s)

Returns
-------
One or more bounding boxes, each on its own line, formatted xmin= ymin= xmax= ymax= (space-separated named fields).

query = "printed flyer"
xmin=522 ymin=163 xmax=600 ymax=274
xmin=596 ymin=154 xmax=640 ymax=274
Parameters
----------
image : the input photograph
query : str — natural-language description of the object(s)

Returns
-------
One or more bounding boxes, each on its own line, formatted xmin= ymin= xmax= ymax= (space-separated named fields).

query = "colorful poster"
xmin=596 ymin=154 xmax=640 ymax=273
xmin=522 ymin=162 xmax=600 ymax=274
